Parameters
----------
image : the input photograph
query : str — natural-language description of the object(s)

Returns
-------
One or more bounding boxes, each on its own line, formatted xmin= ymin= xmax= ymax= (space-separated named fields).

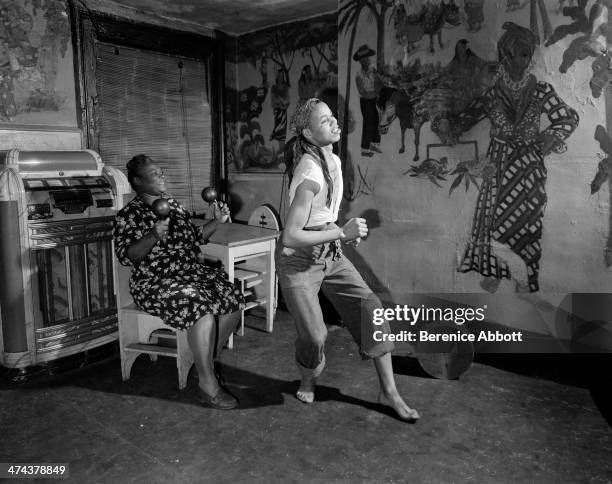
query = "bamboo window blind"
xmin=95 ymin=42 xmax=212 ymax=212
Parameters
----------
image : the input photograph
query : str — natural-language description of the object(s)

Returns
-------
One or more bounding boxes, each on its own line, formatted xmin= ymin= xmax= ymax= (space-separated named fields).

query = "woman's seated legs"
xmin=187 ymin=314 xmax=217 ymax=395
xmin=188 ymin=314 xmax=239 ymax=409
xmin=215 ymin=311 xmax=241 ymax=356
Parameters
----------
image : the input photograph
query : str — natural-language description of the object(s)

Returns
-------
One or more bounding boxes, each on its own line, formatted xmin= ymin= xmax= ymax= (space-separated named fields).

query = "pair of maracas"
xmin=151 ymin=186 xmax=220 ymax=220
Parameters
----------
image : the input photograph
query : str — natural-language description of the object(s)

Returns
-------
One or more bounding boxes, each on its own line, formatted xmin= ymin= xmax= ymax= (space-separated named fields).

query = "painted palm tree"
xmin=339 ymin=0 xmax=394 ymax=198
xmin=529 ymin=0 xmax=553 ymax=42
xmin=339 ymin=0 xmax=366 ymax=199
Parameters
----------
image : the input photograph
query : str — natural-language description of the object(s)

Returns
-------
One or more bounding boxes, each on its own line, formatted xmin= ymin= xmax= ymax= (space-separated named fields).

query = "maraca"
xmin=201 ymin=187 xmax=218 ymax=204
xmin=152 ymin=198 xmax=171 ymax=219
xmin=201 ymin=186 xmax=231 ymax=222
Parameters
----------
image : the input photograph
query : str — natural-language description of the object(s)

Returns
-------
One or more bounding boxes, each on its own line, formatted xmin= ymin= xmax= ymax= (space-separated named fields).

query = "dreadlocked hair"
xmin=285 ymin=98 xmax=334 ymax=208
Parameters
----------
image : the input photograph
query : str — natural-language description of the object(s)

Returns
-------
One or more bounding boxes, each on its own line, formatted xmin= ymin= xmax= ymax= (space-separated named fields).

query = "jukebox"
xmin=0 ymin=150 xmax=130 ymax=372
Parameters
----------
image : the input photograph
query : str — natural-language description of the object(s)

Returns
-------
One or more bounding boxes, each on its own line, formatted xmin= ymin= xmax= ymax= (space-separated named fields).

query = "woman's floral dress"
xmin=113 ymin=196 xmax=245 ymax=329
xmin=455 ymin=77 xmax=579 ymax=292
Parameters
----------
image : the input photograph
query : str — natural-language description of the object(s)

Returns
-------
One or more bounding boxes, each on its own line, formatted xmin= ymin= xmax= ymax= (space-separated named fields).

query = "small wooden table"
xmin=200 ymin=223 xmax=280 ymax=332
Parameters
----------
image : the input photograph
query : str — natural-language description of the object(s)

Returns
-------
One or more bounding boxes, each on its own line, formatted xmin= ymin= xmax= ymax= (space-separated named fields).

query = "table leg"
xmin=225 ymin=250 xmax=234 ymax=283
xmin=225 ymin=250 xmax=235 ymax=348
xmin=265 ymin=240 xmax=275 ymax=332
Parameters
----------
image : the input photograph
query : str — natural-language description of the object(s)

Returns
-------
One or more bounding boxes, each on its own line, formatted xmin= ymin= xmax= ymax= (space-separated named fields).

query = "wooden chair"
xmin=114 ymin=259 xmax=196 ymax=389
xmin=118 ymin=303 xmax=194 ymax=389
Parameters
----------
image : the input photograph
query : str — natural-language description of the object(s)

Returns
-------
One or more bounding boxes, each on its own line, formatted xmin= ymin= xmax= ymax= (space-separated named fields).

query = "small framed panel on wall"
xmin=0 ymin=0 xmax=79 ymax=131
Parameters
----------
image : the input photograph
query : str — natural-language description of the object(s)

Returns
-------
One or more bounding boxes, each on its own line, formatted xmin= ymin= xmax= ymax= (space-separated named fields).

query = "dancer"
xmin=276 ymin=98 xmax=420 ymax=421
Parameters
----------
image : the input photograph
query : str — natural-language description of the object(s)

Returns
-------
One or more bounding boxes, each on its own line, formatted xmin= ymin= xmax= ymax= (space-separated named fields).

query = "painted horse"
xmin=377 ymin=59 xmax=498 ymax=161
xmin=422 ymin=0 xmax=461 ymax=53
xmin=377 ymin=86 xmax=416 ymax=156
xmin=395 ymin=0 xmax=461 ymax=54
xmin=377 ymin=84 xmax=471 ymax=161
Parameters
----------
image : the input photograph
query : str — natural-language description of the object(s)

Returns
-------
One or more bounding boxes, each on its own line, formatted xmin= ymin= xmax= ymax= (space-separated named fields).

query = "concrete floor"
xmin=1 ymin=310 xmax=612 ymax=484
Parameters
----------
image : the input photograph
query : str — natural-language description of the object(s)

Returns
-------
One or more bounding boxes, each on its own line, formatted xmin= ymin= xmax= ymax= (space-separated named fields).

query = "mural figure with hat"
xmin=354 ymin=44 xmax=383 ymax=157
xmin=454 ymin=22 xmax=579 ymax=294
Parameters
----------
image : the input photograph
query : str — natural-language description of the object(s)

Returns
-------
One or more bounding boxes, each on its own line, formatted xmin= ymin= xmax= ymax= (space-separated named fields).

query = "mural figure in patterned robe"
xmin=455 ymin=22 xmax=579 ymax=293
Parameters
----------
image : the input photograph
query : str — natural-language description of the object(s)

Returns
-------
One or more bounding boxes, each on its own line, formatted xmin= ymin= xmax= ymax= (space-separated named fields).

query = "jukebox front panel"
xmin=0 ymin=149 xmax=130 ymax=370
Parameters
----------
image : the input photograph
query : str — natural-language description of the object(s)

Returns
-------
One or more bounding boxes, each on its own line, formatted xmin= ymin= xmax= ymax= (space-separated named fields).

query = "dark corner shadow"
xmin=472 ymin=353 xmax=612 ymax=388
xmin=590 ymin=383 xmax=612 ymax=428
xmin=390 ymin=354 xmax=432 ymax=379
xmin=474 ymin=353 xmax=612 ymax=428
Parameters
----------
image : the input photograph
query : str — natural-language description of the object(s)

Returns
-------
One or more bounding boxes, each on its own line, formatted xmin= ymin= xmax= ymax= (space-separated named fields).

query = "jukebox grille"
xmin=29 ymin=217 xmax=114 ymax=248
xmin=34 ymin=220 xmax=116 ymax=352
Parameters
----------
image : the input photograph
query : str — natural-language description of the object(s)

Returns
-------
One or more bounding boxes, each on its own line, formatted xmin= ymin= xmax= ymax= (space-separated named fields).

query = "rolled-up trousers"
xmin=276 ymin=237 xmax=394 ymax=370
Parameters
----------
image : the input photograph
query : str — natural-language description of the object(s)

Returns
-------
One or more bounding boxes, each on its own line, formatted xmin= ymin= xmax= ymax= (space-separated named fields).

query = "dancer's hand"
xmin=346 ymin=237 xmax=361 ymax=247
xmin=341 ymin=217 xmax=368 ymax=241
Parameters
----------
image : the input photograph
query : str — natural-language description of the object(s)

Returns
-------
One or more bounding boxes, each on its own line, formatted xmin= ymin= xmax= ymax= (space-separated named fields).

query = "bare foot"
xmin=378 ymin=390 xmax=420 ymax=422
xmin=296 ymin=376 xmax=316 ymax=404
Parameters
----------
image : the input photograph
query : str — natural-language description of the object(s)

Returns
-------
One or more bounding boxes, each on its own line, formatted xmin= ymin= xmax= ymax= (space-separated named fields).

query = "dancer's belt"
xmin=303 ymin=222 xmax=342 ymax=260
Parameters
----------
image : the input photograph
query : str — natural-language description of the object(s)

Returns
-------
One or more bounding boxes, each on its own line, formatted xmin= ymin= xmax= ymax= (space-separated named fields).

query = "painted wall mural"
xmin=224 ymin=13 xmax=337 ymax=173
xmin=338 ymin=0 xmax=611 ymax=312
xmin=0 ymin=0 xmax=76 ymax=128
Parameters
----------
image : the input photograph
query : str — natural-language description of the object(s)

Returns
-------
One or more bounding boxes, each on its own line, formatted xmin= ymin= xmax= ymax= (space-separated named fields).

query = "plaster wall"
xmin=0 ymin=129 xmax=82 ymax=151
xmin=339 ymin=0 xmax=608 ymax=295
xmin=333 ymin=0 xmax=612 ymax=339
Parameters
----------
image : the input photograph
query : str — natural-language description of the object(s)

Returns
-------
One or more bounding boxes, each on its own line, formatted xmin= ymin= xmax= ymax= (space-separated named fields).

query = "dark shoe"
xmin=215 ymin=372 xmax=226 ymax=387
xmin=197 ymin=386 xmax=238 ymax=410
xmin=213 ymin=366 xmax=227 ymax=387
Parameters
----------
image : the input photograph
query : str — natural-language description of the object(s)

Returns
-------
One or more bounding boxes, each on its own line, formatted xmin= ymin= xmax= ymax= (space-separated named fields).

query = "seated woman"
xmin=113 ymin=154 xmax=245 ymax=410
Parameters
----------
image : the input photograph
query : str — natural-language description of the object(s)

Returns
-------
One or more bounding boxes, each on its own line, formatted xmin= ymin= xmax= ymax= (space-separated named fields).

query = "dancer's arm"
xmin=282 ymin=180 xmax=367 ymax=248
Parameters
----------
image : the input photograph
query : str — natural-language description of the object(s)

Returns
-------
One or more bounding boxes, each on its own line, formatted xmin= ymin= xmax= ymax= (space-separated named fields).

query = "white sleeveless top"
xmin=288 ymin=151 xmax=343 ymax=227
